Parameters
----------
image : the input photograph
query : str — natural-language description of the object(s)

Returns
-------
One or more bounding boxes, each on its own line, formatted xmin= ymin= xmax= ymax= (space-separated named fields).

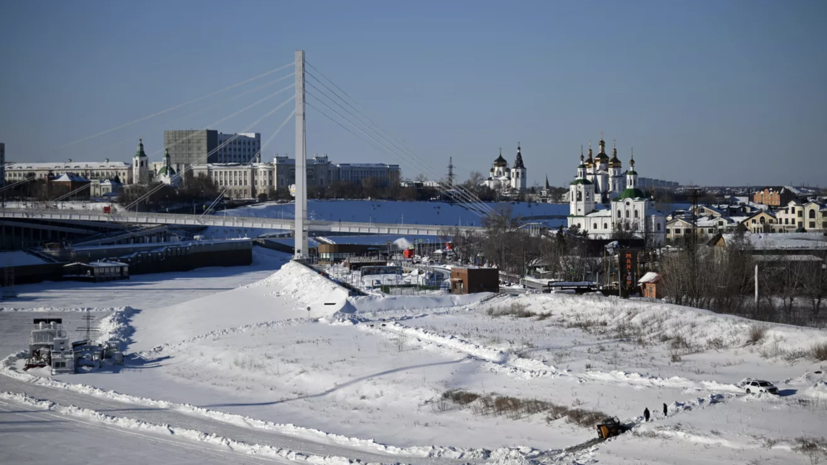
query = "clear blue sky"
xmin=1 ymin=0 xmax=825 ymax=188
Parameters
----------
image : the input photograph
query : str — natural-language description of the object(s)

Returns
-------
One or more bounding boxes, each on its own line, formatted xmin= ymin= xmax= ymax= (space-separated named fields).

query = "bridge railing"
xmin=0 ymin=208 xmax=483 ymax=234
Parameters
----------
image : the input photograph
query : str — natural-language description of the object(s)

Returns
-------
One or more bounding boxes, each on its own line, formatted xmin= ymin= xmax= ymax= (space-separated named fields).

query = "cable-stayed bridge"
xmin=0 ymin=208 xmax=483 ymax=236
xmin=3 ymin=50 xmax=496 ymax=252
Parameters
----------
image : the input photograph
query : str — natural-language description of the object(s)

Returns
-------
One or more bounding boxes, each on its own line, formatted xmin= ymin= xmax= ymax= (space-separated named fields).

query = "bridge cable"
xmin=305 ymin=63 xmax=494 ymax=214
xmin=147 ymin=83 xmax=294 ymax=158
xmin=305 ymin=87 xmax=492 ymax=218
xmin=306 ymin=94 xmax=489 ymax=220
xmin=61 ymin=62 xmax=295 ymax=149
xmin=304 ymin=67 xmax=494 ymax=217
xmin=304 ymin=71 xmax=492 ymax=215
xmin=58 ymin=84 xmax=292 ymax=206
xmin=203 ymin=109 xmax=296 ymax=216
xmin=125 ymin=95 xmax=295 ymax=211
xmin=305 ymin=77 xmax=493 ymax=217
xmin=97 ymin=73 xmax=295 ymax=155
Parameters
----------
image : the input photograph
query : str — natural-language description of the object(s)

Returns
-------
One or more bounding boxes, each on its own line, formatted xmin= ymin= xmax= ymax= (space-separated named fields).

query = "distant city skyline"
xmin=0 ymin=0 xmax=825 ymax=188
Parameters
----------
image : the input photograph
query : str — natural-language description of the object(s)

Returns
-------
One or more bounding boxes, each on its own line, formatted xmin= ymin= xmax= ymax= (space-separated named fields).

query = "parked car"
xmin=742 ymin=378 xmax=778 ymax=395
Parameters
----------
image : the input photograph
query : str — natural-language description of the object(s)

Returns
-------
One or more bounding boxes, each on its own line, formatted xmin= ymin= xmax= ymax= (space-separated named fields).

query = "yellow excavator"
xmin=596 ymin=417 xmax=629 ymax=439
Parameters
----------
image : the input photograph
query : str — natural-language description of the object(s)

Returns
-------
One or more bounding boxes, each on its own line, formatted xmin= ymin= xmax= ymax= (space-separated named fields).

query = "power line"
xmin=61 ymin=62 xmax=295 ymax=149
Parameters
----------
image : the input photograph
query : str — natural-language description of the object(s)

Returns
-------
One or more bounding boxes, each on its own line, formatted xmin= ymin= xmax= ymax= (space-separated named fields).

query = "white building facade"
xmin=5 ymin=159 xmax=133 ymax=184
xmin=481 ymin=144 xmax=527 ymax=194
xmin=216 ymin=132 xmax=261 ymax=164
xmin=568 ymin=150 xmax=666 ymax=246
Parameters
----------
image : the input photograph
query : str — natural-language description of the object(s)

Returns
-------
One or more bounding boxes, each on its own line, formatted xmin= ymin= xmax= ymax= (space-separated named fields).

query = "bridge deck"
xmin=0 ymin=208 xmax=482 ymax=236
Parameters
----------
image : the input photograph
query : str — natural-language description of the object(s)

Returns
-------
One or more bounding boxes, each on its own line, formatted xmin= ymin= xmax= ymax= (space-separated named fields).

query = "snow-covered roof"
xmin=586 ymin=209 xmax=612 ymax=217
xmin=64 ymin=261 xmax=128 ymax=268
xmin=53 ymin=173 xmax=90 ymax=182
xmin=6 ymin=161 xmax=129 ymax=170
xmin=721 ymin=232 xmax=827 ymax=250
xmin=638 ymin=272 xmax=662 ymax=284
xmin=752 ymin=254 xmax=824 ymax=262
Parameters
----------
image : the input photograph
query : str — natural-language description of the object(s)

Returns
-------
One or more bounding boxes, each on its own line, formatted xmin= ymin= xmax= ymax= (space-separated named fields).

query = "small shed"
xmin=63 ymin=261 xmax=129 ymax=282
xmin=450 ymin=267 xmax=499 ymax=294
xmin=638 ymin=272 xmax=663 ymax=299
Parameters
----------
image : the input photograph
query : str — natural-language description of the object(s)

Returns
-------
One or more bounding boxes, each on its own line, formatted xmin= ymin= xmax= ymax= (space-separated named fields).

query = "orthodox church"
xmin=582 ymin=133 xmax=626 ymax=203
xmin=481 ymin=143 xmax=527 ymax=194
xmin=156 ymin=149 xmax=180 ymax=187
xmin=567 ymin=140 xmax=666 ymax=246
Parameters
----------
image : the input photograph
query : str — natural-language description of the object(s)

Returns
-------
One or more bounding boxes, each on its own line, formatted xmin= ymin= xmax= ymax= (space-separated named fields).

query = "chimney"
xmin=67 ymin=158 xmax=72 ymax=163
xmin=105 ymin=158 xmax=109 ymax=163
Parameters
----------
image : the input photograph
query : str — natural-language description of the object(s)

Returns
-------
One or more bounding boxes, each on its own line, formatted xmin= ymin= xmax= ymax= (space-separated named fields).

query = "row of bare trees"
xmin=660 ymin=234 xmax=827 ymax=326
xmin=440 ymin=207 xmax=597 ymax=281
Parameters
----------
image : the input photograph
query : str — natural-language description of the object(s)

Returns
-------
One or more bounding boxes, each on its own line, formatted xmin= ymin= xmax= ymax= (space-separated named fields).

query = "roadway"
xmin=0 ymin=208 xmax=483 ymax=236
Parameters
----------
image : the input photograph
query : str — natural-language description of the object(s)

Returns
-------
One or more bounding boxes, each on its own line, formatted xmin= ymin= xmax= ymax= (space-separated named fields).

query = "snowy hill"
xmin=2 ymin=260 xmax=826 ymax=464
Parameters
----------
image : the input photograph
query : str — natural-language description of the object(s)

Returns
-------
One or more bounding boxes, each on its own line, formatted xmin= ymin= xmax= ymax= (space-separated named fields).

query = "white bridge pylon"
xmin=294 ymin=50 xmax=308 ymax=259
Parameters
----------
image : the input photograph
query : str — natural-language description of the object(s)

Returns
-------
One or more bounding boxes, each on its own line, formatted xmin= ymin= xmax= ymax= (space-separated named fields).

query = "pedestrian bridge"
xmin=0 ymin=208 xmax=482 ymax=236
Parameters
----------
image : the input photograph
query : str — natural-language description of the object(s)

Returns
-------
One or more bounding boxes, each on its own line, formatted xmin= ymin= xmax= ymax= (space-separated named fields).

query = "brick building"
xmin=752 ymin=187 xmax=795 ymax=206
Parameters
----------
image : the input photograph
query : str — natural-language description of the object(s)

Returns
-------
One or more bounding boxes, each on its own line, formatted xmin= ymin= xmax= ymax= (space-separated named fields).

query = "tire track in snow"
xmin=0 ymin=352 xmax=498 ymax=463
xmin=343 ymin=310 xmax=744 ymax=393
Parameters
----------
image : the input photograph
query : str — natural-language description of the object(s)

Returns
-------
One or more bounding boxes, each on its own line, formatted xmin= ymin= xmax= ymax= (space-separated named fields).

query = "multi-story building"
xmin=217 ymin=132 xmax=261 ymax=164
xmin=163 ymin=129 xmax=260 ymax=174
xmin=190 ymin=154 xmax=401 ymax=200
xmin=752 ymin=186 xmax=796 ymax=206
xmin=333 ymin=162 xmax=401 ymax=186
xmin=776 ymin=199 xmax=827 ymax=232
xmin=4 ymin=159 xmax=133 ymax=184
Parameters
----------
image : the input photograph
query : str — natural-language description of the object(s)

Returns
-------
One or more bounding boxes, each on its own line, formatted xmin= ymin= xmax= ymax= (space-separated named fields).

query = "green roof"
xmin=578 ymin=163 xmax=587 ymax=169
xmin=157 ymin=165 xmax=176 ymax=176
xmin=134 ymin=141 xmax=147 ymax=159
xmin=570 ymin=178 xmax=593 ymax=185
xmin=618 ymin=187 xmax=647 ymax=199
xmin=626 ymin=170 xmax=637 ymax=175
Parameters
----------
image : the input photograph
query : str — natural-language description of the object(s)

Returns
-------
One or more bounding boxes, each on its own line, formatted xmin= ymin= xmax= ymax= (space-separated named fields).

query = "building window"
xmin=657 ymin=223 xmax=661 ymax=231
xmin=593 ymin=223 xmax=597 ymax=229
xmin=604 ymin=223 xmax=608 ymax=229
xmin=798 ymin=211 xmax=803 ymax=217
xmin=810 ymin=210 xmax=816 ymax=219
xmin=625 ymin=210 xmax=630 ymax=218
xmin=634 ymin=210 xmax=639 ymax=219
xmin=617 ymin=211 xmax=621 ymax=218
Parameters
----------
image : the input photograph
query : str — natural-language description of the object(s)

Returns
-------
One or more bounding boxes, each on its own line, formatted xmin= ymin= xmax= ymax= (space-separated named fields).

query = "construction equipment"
xmin=596 ymin=417 xmax=629 ymax=439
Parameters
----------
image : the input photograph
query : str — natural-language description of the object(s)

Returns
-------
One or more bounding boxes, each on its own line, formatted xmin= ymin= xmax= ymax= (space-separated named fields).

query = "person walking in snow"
xmin=643 ymin=408 xmax=650 ymax=422
xmin=663 ymin=403 xmax=668 ymax=417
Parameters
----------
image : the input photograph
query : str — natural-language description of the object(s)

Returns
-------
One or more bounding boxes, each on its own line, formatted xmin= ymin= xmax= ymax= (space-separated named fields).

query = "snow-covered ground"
xmin=2 ymin=253 xmax=826 ymax=464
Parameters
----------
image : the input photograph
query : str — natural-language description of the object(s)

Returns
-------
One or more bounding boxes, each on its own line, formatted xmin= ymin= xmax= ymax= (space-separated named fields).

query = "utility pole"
xmin=294 ymin=50 xmax=308 ymax=259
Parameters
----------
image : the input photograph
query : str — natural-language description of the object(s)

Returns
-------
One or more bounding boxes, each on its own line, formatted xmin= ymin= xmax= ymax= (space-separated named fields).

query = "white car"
xmin=742 ymin=379 xmax=778 ymax=395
